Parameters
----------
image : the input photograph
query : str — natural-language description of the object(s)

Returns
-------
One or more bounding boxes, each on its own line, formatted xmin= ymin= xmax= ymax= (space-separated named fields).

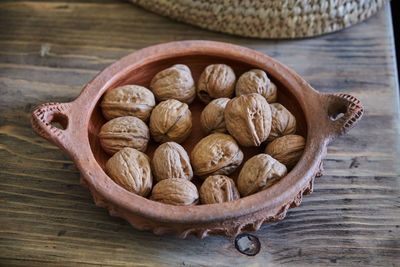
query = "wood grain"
xmin=0 ymin=1 xmax=399 ymax=266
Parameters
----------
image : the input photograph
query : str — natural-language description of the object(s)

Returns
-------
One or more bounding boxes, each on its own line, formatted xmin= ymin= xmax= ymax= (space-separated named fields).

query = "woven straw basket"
xmin=130 ymin=0 xmax=388 ymax=38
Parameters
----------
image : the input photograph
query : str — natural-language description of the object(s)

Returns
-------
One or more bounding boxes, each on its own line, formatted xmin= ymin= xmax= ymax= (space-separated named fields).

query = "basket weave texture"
xmin=130 ymin=0 xmax=388 ymax=38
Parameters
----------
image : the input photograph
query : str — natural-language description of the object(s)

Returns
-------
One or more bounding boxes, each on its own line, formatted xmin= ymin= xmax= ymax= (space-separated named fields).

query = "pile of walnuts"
xmin=99 ymin=64 xmax=305 ymax=206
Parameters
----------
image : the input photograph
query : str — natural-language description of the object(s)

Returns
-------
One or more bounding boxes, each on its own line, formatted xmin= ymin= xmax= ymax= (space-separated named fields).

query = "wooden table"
xmin=1 ymin=1 xmax=399 ymax=266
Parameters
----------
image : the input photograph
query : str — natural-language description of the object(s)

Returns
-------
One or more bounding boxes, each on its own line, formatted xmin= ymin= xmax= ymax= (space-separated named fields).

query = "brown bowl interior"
xmin=88 ymin=55 xmax=307 ymax=190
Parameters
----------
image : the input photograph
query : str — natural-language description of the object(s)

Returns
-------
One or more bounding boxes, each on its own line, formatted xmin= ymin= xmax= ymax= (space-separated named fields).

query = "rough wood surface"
xmin=0 ymin=1 xmax=399 ymax=266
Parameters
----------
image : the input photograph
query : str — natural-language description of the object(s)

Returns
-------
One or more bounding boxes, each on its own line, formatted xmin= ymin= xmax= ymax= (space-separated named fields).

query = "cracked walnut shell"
xmin=267 ymin=103 xmax=296 ymax=141
xmin=190 ymin=133 xmax=243 ymax=177
xmin=237 ymin=154 xmax=287 ymax=197
xmin=149 ymin=99 xmax=192 ymax=143
xmin=151 ymin=142 xmax=193 ymax=182
xmin=150 ymin=64 xmax=196 ymax=104
xmin=150 ymin=178 xmax=199 ymax=206
xmin=101 ymin=85 xmax=155 ymax=121
xmin=265 ymin=135 xmax=305 ymax=169
xmin=200 ymin=98 xmax=230 ymax=134
xmin=225 ymin=93 xmax=272 ymax=147
xmin=98 ymin=116 xmax=149 ymax=155
xmin=197 ymin=64 xmax=236 ymax=103
xmin=235 ymin=69 xmax=277 ymax=103
xmin=105 ymin=147 xmax=152 ymax=197
xmin=199 ymin=175 xmax=240 ymax=204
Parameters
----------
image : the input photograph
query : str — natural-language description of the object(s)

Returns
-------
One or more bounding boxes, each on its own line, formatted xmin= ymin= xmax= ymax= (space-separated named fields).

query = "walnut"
xmin=200 ymin=98 xmax=230 ymax=134
xmin=225 ymin=93 xmax=272 ymax=147
xmin=98 ymin=116 xmax=149 ymax=155
xmin=197 ymin=64 xmax=236 ymax=103
xmin=151 ymin=142 xmax=193 ymax=182
xmin=235 ymin=69 xmax=277 ymax=103
xmin=267 ymin=103 xmax=296 ymax=141
xmin=199 ymin=175 xmax=240 ymax=204
xmin=105 ymin=147 xmax=152 ymax=197
xmin=149 ymin=99 xmax=192 ymax=143
xmin=150 ymin=64 xmax=196 ymax=104
xmin=265 ymin=135 xmax=305 ymax=169
xmin=190 ymin=133 xmax=243 ymax=177
xmin=101 ymin=85 xmax=155 ymax=121
xmin=237 ymin=154 xmax=287 ymax=197
xmin=269 ymin=82 xmax=278 ymax=103
xmin=150 ymin=178 xmax=199 ymax=206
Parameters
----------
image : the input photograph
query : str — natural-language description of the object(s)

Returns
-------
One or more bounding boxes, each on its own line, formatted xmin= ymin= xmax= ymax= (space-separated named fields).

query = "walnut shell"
xmin=190 ymin=133 xmax=243 ymax=177
xmin=98 ymin=116 xmax=149 ymax=155
xmin=200 ymin=98 xmax=230 ymax=134
xmin=149 ymin=99 xmax=192 ymax=143
xmin=265 ymin=135 xmax=305 ymax=169
xmin=269 ymin=82 xmax=278 ymax=103
xmin=237 ymin=154 xmax=287 ymax=197
xmin=151 ymin=142 xmax=193 ymax=182
xmin=267 ymin=103 xmax=296 ymax=141
xmin=199 ymin=175 xmax=240 ymax=204
xmin=150 ymin=178 xmax=199 ymax=206
xmin=225 ymin=93 xmax=272 ymax=147
xmin=235 ymin=69 xmax=277 ymax=103
xmin=197 ymin=64 xmax=236 ymax=103
xmin=101 ymin=85 xmax=155 ymax=121
xmin=105 ymin=147 xmax=152 ymax=197
xmin=150 ymin=64 xmax=196 ymax=104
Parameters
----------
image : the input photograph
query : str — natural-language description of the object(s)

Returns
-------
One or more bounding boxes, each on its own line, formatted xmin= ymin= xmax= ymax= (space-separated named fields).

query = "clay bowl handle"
xmin=321 ymin=93 xmax=364 ymax=143
xmin=30 ymin=102 xmax=75 ymax=150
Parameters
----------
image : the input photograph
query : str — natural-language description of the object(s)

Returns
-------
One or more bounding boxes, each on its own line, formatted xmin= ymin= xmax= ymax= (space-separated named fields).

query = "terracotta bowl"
xmin=31 ymin=41 xmax=363 ymax=238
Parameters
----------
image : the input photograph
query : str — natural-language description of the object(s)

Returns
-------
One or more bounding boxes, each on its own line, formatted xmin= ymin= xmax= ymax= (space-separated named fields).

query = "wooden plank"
xmin=0 ymin=0 xmax=399 ymax=266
